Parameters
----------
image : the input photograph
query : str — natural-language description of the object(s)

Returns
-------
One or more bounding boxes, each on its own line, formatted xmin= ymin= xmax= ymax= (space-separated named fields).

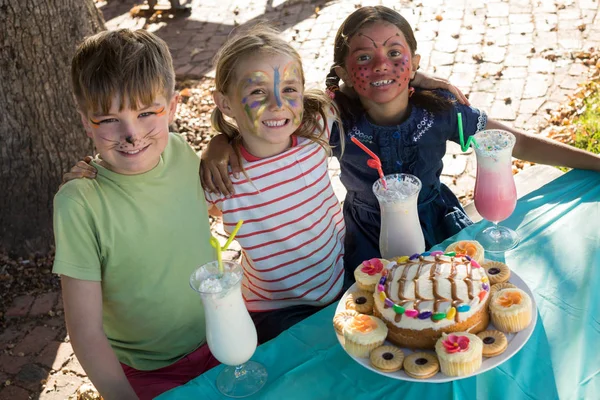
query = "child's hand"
xmin=412 ymin=71 xmax=470 ymax=106
xmin=61 ymin=156 xmax=97 ymax=187
xmin=200 ymin=134 xmax=242 ymax=196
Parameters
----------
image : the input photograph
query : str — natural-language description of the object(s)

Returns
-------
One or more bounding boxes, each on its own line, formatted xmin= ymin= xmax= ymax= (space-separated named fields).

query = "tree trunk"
xmin=0 ymin=0 xmax=105 ymax=256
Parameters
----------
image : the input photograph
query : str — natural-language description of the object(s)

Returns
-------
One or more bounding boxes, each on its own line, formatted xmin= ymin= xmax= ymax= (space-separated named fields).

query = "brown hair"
xmin=325 ymin=6 xmax=453 ymax=124
xmin=211 ymin=24 xmax=338 ymax=159
xmin=71 ymin=29 xmax=175 ymax=114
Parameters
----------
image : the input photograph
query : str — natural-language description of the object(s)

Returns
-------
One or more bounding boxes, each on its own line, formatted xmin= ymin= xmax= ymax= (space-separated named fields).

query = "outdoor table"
xmin=157 ymin=169 xmax=600 ymax=400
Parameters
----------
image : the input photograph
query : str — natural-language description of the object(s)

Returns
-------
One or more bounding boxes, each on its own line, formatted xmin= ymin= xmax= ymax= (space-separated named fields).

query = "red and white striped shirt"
xmin=206 ymin=111 xmax=345 ymax=311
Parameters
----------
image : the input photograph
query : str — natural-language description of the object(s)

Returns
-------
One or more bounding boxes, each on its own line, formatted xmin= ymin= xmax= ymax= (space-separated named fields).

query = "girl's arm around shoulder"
xmin=486 ymin=119 xmax=600 ymax=172
xmin=200 ymin=133 xmax=242 ymax=197
xmin=61 ymin=276 xmax=138 ymax=400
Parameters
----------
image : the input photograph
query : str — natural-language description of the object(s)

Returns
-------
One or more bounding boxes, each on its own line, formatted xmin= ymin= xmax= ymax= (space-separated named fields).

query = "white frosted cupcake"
xmin=444 ymin=240 xmax=485 ymax=265
xmin=490 ymin=288 xmax=532 ymax=333
xmin=354 ymin=258 xmax=389 ymax=291
xmin=435 ymin=332 xmax=483 ymax=377
xmin=343 ymin=314 xmax=388 ymax=358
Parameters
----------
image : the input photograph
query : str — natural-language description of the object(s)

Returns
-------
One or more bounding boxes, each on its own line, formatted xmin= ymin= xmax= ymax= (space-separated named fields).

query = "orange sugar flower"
xmin=498 ymin=291 xmax=522 ymax=307
xmin=351 ymin=315 xmax=378 ymax=333
xmin=456 ymin=242 xmax=478 ymax=258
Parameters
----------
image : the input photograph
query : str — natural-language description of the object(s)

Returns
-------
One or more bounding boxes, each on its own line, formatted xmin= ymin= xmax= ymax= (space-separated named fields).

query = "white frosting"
xmin=490 ymin=288 xmax=531 ymax=316
xmin=374 ymin=255 xmax=489 ymax=331
xmin=435 ymin=332 xmax=483 ymax=362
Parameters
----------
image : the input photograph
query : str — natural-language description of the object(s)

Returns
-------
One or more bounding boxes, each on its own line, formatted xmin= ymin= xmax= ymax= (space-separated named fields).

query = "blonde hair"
xmin=71 ymin=29 xmax=175 ymax=114
xmin=211 ymin=24 xmax=338 ymax=158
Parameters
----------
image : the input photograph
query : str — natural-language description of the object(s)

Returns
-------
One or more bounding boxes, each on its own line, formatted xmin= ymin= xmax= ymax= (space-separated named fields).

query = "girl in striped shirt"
xmin=205 ymin=24 xmax=347 ymax=343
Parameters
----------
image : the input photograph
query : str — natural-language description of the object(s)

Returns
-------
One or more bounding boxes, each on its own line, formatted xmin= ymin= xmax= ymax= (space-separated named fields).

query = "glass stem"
xmin=490 ymin=222 xmax=502 ymax=242
xmin=234 ymin=364 xmax=246 ymax=379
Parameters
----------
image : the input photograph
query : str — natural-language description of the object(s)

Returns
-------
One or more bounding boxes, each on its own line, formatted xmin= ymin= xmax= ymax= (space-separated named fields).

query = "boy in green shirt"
xmin=53 ymin=29 xmax=217 ymax=400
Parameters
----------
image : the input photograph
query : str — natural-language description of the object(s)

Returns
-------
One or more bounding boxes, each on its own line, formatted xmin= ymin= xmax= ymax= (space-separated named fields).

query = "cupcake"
xmin=343 ymin=314 xmax=388 ymax=358
xmin=444 ymin=240 xmax=485 ymax=264
xmin=354 ymin=258 xmax=388 ymax=291
xmin=435 ymin=332 xmax=483 ymax=377
xmin=490 ymin=288 xmax=532 ymax=333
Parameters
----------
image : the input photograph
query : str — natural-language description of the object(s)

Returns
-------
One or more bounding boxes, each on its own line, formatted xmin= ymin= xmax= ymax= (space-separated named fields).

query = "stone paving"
xmin=2 ymin=0 xmax=599 ymax=398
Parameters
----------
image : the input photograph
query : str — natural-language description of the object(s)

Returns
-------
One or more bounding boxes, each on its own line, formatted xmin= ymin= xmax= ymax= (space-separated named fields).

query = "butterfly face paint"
xmin=345 ymin=22 xmax=414 ymax=104
xmin=234 ymin=53 xmax=304 ymax=137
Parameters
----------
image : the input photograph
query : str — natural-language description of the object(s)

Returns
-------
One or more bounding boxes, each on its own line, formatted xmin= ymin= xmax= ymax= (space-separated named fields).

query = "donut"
xmin=369 ymin=345 xmax=405 ymax=372
xmin=403 ymin=352 xmax=440 ymax=379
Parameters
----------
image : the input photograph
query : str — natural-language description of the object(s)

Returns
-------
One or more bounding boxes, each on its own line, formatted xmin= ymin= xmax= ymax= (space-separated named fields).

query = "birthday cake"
xmin=372 ymin=251 xmax=491 ymax=349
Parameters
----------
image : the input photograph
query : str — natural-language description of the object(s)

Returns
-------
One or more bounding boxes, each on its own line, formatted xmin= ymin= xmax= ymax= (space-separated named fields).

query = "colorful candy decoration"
xmin=376 ymin=250 xmax=490 ymax=322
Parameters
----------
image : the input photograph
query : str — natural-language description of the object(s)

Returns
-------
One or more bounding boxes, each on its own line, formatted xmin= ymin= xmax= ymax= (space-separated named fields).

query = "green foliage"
xmin=571 ymin=91 xmax=600 ymax=154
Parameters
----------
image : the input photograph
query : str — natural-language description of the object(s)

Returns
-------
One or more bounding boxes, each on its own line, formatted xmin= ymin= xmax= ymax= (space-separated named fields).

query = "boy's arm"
xmin=487 ymin=119 xmax=600 ymax=172
xmin=61 ymin=276 xmax=138 ymax=400
xmin=200 ymin=134 xmax=242 ymax=196
xmin=207 ymin=202 xmax=223 ymax=218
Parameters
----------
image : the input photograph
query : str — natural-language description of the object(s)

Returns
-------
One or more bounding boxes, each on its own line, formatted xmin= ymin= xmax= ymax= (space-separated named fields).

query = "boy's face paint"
xmin=228 ymin=53 xmax=304 ymax=152
xmin=81 ymin=94 xmax=177 ymax=175
xmin=344 ymin=22 xmax=415 ymax=104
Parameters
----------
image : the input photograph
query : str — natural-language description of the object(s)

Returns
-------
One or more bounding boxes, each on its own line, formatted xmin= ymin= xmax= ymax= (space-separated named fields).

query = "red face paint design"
xmin=345 ymin=23 xmax=414 ymax=104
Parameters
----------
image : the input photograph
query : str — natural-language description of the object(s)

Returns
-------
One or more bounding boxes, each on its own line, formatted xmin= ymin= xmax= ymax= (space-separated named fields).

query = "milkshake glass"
xmin=473 ymin=129 xmax=519 ymax=252
xmin=190 ymin=261 xmax=267 ymax=397
xmin=373 ymin=173 xmax=425 ymax=258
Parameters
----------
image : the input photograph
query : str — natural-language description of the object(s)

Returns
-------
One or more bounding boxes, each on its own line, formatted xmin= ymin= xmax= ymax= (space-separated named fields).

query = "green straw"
xmin=457 ymin=112 xmax=479 ymax=152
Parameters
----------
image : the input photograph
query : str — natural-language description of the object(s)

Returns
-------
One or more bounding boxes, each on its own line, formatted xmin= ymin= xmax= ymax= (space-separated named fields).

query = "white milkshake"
xmin=190 ymin=261 xmax=257 ymax=366
xmin=190 ymin=260 xmax=267 ymax=398
xmin=373 ymin=173 xmax=425 ymax=258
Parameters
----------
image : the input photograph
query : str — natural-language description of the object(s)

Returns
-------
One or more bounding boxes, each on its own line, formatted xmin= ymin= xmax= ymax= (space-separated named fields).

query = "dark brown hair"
xmin=325 ymin=6 xmax=453 ymax=125
xmin=72 ymin=29 xmax=175 ymax=114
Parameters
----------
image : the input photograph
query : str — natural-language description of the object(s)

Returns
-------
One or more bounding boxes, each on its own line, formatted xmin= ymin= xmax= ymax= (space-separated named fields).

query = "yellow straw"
xmin=209 ymin=236 xmax=223 ymax=275
xmin=223 ymin=220 xmax=244 ymax=250
xmin=210 ymin=220 xmax=244 ymax=276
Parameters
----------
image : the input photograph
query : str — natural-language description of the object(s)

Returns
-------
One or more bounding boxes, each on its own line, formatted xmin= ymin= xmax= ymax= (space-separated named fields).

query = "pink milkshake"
xmin=474 ymin=168 xmax=517 ymax=223
xmin=473 ymin=129 xmax=519 ymax=252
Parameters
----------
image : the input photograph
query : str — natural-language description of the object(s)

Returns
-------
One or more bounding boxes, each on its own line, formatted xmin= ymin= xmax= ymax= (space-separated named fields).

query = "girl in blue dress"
xmin=320 ymin=5 xmax=600 ymax=274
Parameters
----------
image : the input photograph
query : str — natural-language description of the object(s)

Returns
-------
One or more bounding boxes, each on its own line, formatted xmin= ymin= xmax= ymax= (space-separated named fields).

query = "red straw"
xmin=351 ymin=137 xmax=387 ymax=189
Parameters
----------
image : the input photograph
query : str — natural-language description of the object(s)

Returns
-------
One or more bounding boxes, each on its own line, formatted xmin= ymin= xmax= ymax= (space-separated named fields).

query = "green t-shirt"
xmin=53 ymin=133 xmax=214 ymax=370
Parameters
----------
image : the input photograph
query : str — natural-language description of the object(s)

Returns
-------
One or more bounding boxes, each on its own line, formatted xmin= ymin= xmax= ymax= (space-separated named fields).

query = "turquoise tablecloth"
xmin=158 ymin=169 xmax=600 ymax=400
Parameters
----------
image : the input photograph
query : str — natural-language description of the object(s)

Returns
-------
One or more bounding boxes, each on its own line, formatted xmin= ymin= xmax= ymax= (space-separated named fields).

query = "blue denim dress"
xmin=330 ymin=90 xmax=487 ymax=274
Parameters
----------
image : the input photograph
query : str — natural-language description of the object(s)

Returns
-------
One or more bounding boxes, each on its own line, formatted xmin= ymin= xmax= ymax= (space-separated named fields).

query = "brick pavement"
xmin=2 ymin=0 xmax=599 ymax=398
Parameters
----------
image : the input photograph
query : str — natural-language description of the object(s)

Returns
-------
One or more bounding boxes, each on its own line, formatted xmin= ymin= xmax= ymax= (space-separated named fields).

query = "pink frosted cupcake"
xmin=354 ymin=258 xmax=388 ymax=291
xmin=435 ymin=333 xmax=483 ymax=377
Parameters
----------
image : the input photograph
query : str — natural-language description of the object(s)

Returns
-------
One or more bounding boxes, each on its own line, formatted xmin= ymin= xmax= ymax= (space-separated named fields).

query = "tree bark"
xmin=0 ymin=0 xmax=105 ymax=256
